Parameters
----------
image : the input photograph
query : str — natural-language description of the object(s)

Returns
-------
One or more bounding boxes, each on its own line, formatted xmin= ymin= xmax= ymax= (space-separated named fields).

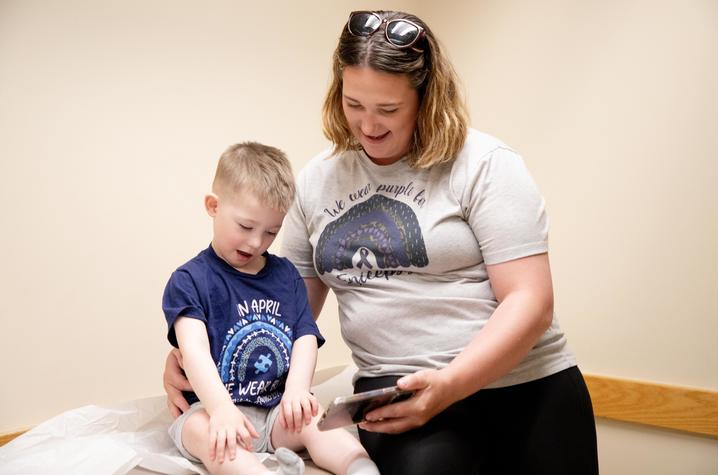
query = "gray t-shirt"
xmin=281 ymin=129 xmax=575 ymax=387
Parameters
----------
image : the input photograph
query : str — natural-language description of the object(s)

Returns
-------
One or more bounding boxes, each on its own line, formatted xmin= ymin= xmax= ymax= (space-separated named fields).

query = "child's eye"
xmin=346 ymin=103 xmax=362 ymax=109
xmin=266 ymin=231 xmax=278 ymax=236
xmin=239 ymin=224 xmax=252 ymax=230
xmin=381 ymin=108 xmax=398 ymax=114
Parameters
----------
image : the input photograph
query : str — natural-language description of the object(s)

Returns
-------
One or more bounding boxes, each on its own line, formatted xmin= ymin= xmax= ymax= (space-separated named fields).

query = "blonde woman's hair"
xmin=322 ymin=11 xmax=469 ymax=169
xmin=212 ymin=142 xmax=295 ymax=213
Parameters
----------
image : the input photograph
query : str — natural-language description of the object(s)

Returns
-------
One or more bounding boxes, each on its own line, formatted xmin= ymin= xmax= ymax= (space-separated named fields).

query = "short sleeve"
xmin=455 ymin=146 xmax=549 ymax=265
xmin=289 ymin=264 xmax=325 ymax=347
xmin=161 ymin=270 xmax=207 ymax=347
xmin=281 ymin=168 xmax=318 ymax=278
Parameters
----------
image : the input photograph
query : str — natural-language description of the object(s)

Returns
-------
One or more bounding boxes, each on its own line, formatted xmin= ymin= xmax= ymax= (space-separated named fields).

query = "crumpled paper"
xmin=0 ymin=364 xmax=356 ymax=475
xmin=0 ymin=396 xmax=208 ymax=475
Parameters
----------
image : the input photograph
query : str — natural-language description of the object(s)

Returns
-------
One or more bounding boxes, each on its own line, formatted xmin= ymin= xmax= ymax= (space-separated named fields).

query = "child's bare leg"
xmin=182 ymin=409 xmax=288 ymax=475
xmin=271 ymin=410 xmax=378 ymax=475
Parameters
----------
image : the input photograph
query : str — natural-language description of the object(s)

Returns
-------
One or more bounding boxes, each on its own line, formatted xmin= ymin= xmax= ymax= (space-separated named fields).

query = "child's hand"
xmin=278 ymin=388 xmax=318 ymax=433
xmin=208 ymin=403 xmax=259 ymax=462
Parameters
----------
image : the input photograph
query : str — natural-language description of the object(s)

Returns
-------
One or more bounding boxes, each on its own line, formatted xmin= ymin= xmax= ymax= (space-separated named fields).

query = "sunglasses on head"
xmin=347 ymin=11 xmax=426 ymax=51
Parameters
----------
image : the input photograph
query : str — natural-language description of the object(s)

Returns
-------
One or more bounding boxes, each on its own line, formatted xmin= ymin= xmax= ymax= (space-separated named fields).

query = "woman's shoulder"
xmin=294 ymin=146 xmax=358 ymax=196
xmin=300 ymin=146 xmax=351 ymax=173
xmin=448 ymin=129 xmax=529 ymax=196
xmin=459 ymin=128 xmax=518 ymax=162
xmin=450 ymin=128 xmax=525 ymax=174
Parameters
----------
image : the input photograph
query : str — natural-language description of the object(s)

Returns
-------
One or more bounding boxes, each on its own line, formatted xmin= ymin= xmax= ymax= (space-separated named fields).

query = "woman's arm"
xmin=163 ymin=348 xmax=192 ymax=418
xmin=304 ymin=276 xmax=329 ymax=320
xmin=361 ymin=253 xmax=554 ymax=433
xmin=442 ymin=252 xmax=554 ymax=395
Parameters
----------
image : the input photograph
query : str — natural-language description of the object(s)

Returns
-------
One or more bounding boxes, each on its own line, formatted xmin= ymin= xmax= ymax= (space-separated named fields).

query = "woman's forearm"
xmin=443 ymin=253 xmax=554 ymax=402
xmin=443 ymin=290 xmax=553 ymax=401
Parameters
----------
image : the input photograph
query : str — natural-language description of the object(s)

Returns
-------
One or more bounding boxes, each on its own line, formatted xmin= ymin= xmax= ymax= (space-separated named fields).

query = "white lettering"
xmin=237 ymin=300 xmax=249 ymax=317
xmin=249 ymin=299 xmax=282 ymax=316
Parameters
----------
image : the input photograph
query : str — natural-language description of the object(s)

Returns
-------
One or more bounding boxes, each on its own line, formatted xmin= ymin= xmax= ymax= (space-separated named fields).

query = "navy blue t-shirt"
xmin=162 ymin=245 xmax=324 ymax=408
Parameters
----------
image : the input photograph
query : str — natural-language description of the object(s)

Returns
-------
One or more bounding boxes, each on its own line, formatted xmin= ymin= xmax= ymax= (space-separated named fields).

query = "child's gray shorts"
xmin=168 ymin=401 xmax=282 ymax=462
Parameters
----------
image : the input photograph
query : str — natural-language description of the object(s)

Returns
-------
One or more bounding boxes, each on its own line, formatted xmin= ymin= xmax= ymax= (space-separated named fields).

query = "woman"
xmin=166 ymin=10 xmax=598 ymax=474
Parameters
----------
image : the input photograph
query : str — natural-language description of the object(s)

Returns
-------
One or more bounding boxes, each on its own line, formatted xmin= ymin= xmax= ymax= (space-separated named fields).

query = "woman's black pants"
xmin=354 ymin=366 xmax=599 ymax=475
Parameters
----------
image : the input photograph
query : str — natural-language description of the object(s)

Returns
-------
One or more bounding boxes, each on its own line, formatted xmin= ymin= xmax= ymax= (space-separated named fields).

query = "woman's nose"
xmin=360 ymin=114 xmax=381 ymax=135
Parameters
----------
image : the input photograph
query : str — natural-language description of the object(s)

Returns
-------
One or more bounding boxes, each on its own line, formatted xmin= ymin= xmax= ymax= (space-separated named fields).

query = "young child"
xmin=162 ymin=142 xmax=380 ymax=475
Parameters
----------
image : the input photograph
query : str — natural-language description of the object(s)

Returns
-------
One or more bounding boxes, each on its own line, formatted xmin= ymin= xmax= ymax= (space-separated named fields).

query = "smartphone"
xmin=317 ymin=386 xmax=414 ymax=431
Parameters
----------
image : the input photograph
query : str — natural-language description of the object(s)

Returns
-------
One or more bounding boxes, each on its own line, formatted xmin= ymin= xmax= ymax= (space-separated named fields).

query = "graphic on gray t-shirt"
xmin=315 ymin=194 xmax=429 ymax=275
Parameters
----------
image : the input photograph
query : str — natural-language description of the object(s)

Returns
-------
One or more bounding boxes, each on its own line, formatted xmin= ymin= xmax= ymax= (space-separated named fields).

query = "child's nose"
xmin=247 ymin=232 xmax=263 ymax=249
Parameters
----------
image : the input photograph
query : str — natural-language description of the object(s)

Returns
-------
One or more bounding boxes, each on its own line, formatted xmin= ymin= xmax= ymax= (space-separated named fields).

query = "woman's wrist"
xmin=441 ymin=361 xmax=482 ymax=402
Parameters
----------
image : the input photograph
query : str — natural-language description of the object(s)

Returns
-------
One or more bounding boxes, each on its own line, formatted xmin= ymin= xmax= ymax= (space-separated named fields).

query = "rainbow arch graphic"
xmin=315 ymin=194 xmax=428 ymax=274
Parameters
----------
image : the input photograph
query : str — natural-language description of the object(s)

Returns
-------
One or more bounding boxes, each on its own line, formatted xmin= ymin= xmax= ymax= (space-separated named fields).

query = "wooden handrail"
xmin=585 ymin=374 xmax=718 ymax=438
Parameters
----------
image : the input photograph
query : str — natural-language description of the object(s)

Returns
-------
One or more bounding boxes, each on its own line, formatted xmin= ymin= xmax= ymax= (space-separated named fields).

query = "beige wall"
xmin=419 ymin=0 xmax=718 ymax=473
xmin=425 ymin=0 xmax=718 ymax=390
xmin=1 ymin=0 xmax=716 ymax=472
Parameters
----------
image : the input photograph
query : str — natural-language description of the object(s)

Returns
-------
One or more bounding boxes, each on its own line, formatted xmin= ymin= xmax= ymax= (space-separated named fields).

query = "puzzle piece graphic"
xmin=254 ymin=353 xmax=273 ymax=374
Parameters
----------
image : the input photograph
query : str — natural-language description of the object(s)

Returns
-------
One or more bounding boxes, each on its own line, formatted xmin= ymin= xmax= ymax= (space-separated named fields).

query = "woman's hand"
xmin=278 ymin=387 xmax=319 ymax=433
xmin=358 ymin=368 xmax=456 ymax=434
xmin=163 ymin=348 xmax=193 ymax=418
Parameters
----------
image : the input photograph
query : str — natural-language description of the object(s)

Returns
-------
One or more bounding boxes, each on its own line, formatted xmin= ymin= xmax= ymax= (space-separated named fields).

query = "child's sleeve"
xmin=162 ymin=269 xmax=207 ymax=347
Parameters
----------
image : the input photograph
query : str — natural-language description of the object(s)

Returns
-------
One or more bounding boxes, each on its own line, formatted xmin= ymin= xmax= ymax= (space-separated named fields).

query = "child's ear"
xmin=205 ymin=193 xmax=219 ymax=217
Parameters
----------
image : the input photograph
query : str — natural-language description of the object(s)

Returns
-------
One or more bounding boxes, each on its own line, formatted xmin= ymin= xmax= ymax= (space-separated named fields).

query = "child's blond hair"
xmin=212 ymin=142 xmax=295 ymax=213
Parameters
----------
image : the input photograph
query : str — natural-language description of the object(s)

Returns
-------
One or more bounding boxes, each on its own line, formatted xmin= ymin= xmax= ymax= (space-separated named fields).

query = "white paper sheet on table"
xmin=0 ymin=396 xmax=209 ymax=475
xmin=0 ymin=364 xmax=357 ymax=475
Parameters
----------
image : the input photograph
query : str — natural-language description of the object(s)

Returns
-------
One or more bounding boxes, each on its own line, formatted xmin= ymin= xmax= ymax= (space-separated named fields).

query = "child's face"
xmin=205 ymin=189 xmax=285 ymax=274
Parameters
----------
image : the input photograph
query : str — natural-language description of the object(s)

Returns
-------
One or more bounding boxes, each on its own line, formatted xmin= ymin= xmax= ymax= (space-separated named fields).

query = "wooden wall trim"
xmin=584 ymin=374 xmax=718 ymax=438
xmin=0 ymin=429 xmax=28 ymax=447
xmin=2 ymin=373 xmax=717 ymax=446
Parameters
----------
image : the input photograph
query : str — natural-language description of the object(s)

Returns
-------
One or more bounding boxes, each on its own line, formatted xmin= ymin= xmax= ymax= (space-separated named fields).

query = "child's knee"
xmin=182 ymin=409 xmax=210 ymax=443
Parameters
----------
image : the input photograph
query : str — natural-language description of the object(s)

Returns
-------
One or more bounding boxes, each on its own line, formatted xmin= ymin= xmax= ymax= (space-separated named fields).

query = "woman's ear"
xmin=204 ymin=193 xmax=219 ymax=217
